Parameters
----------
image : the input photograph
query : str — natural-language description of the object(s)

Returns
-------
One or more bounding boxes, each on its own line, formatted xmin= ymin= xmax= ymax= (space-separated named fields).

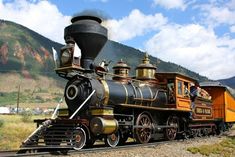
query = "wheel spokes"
xmin=165 ymin=116 xmax=178 ymax=140
xmin=105 ymin=131 xmax=120 ymax=147
xmin=72 ymin=127 xmax=86 ymax=150
xmin=135 ymin=113 xmax=152 ymax=144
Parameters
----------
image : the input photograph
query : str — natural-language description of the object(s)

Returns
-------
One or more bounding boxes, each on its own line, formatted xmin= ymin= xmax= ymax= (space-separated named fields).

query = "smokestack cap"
xmin=64 ymin=15 xmax=108 ymax=71
xmin=71 ymin=15 xmax=102 ymax=24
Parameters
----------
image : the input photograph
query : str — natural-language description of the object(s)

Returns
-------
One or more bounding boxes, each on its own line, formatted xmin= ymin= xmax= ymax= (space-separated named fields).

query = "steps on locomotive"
xmin=20 ymin=119 xmax=85 ymax=149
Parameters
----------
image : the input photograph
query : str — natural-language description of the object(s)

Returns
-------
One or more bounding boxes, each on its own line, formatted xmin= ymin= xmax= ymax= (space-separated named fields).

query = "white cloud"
xmin=153 ymin=0 xmax=187 ymax=10
xmin=197 ymin=1 xmax=235 ymax=27
xmin=0 ymin=0 xmax=71 ymax=43
xmin=227 ymin=0 xmax=235 ymax=9
xmin=145 ymin=24 xmax=235 ymax=80
xmin=104 ymin=9 xmax=167 ymax=41
xmin=230 ymin=25 xmax=235 ymax=32
xmin=100 ymin=7 xmax=235 ymax=80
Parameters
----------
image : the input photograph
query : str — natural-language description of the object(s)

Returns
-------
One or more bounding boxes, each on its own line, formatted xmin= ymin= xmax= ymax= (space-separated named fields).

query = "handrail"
xmin=69 ymin=90 xmax=96 ymax=119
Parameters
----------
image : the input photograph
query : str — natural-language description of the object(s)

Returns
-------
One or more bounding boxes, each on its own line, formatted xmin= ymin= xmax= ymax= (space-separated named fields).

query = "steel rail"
xmin=1 ymin=134 xmax=226 ymax=157
xmin=0 ymin=150 xmax=50 ymax=157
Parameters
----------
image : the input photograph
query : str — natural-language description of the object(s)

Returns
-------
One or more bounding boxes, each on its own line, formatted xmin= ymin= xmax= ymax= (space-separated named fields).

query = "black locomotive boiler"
xmin=20 ymin=14 xmax=235 ymax=152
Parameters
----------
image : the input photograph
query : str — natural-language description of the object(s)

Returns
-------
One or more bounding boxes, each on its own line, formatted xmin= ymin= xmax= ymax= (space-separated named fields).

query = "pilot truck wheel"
xmin=105 ymin=131 xmax=121 ymax=147
xmin=72 ymin=127 xmax=86 ymax=150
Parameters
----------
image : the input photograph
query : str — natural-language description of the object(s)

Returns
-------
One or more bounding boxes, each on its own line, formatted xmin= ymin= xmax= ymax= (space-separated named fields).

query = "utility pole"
xmin=17 ymin=85 xmax=20 ymax=114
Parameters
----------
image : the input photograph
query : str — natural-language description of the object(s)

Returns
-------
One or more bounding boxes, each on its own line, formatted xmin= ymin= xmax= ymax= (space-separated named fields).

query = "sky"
xmin=0 ymin=0 xmax=235 ymax=80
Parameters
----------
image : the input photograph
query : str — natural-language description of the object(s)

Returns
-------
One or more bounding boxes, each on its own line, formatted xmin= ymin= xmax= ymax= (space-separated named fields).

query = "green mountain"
xmin=0 ymin=20 xmax=64 ymax=106
xmin=0 ymin=20 xmax=209 ymax=82
xmin=218 ymin=76 xmax=235 ymax=89
xmin=0 ymin=20 xmax=62 ymax=78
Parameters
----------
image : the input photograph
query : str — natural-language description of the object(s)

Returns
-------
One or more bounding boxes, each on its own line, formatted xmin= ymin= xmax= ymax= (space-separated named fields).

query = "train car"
xmin=201 ymin=82 xmax=235 ymax=132
xmin=19 ymin=14 xmax=234 ymax=153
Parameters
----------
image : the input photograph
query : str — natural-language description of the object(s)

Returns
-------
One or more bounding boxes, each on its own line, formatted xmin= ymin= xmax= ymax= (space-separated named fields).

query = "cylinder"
xmin=90 ymin=117 xmax=118 ymax=135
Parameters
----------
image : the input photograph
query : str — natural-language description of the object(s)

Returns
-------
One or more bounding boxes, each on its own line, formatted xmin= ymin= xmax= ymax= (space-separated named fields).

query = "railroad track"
xmin=70 ymin=136 xmax=220 ymax=155
xmin=0 ymin=150 xmax=50 ymax=157
xmin=0 ymin=142 xmax=166 ymax=157
xmin=0 ymin=135 xmax=225 ymax=157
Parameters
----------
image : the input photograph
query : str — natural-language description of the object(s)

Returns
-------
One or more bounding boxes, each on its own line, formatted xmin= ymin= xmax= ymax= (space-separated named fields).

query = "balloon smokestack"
xmin=64 ymin=15 xmax=108 ymax=71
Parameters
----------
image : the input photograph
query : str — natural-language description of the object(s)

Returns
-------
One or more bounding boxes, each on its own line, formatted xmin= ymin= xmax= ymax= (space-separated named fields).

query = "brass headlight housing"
xmin=61 ymin=49 xmax=72 ymax=65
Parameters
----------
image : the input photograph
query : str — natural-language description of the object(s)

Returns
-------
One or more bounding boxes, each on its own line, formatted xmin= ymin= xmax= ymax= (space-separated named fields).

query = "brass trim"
xmin=90 ymin=117 xmax=118 ymax=135
xmin=133 ymin=97 xmax=156 ymax=102
xmin=122 ymin=84 xmax=128 ymax=104
xmin=118 ymin=103 xmax=190 ymax=112
xmin=136 ymin=69 xmax=156 ymax=79
xmin=130 ymin=83 xmax=138 ymax=105
xmin=191 ymin=118 xmax=214 ymax=121
xmin=55 ymin=65 xmax=84 ymax=72
xmin=58 ymin=108 xmax=69 ymax=117
xmin=138 ymin=88 xmax=143 ymax=105
xmin=91 ymin=109 xmax=113 ymax=116
xmin=148 ymin=86 xmax=153 ymax=106
xmin=101 ymin=80 xmax=109 ymax=105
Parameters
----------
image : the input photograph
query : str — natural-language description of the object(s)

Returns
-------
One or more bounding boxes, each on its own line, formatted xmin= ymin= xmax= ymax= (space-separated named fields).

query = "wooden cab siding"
xmin=175 ymin=77 xmax=192 ymax=111
xmin=155 ymin=72 xmax=196 ymax=112
xmin=176 ymin=96 xmax=191 ymax=110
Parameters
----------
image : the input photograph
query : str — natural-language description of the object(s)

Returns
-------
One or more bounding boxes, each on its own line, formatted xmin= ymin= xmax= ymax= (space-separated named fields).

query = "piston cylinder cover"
xmin=90 ymin=117 xmax=118 ymax=135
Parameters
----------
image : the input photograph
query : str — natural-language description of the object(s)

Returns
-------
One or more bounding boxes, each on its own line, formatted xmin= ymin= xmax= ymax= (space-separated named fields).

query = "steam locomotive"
xmin=20 ymin=15 xmax=235 ymax=152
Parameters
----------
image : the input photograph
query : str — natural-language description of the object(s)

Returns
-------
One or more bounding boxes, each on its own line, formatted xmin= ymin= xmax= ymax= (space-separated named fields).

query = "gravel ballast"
xmin=67 ymin=137 xmax=227 ymax=157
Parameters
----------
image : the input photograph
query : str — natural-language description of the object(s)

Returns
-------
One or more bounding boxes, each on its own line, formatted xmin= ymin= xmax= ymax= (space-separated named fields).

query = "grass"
xmin=0 ymin=115 xmax=50 ymax=150
xmin=0 ymin=73 xmax=64 ymax=106
xmin=187 ymin=137 xmax=235 ymax=157
xmin=232 ymin=125 xmax=235 ymax=130
xmin=0 ymin=92 xmax=33 ymax=105
xmin=13 ymin=102 xmax=67 ymax=109
xmin=0 ymin=91 xmax=64 ymax=106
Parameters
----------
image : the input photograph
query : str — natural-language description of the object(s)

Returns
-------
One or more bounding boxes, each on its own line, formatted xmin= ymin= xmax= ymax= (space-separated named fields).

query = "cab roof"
xmin=155 ymin=72 xmax=198 ymax=83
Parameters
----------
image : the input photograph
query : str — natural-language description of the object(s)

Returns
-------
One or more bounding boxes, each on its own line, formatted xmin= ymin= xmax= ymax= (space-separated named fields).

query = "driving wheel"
xmin=164 ymin=116 xmax=178 ymax=140
xmin=135 ymin=113 xmax=152 ymax=144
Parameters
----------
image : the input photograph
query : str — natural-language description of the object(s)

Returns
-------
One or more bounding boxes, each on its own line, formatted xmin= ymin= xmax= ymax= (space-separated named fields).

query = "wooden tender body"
xmin=201 ymin=83 xmax=235 ymax=123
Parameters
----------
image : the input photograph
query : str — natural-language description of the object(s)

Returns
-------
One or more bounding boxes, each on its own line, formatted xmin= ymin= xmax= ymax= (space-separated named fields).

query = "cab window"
xmin=184 ymin=82 xmax=189 ymax=97
xmin=178 ymin=81 xmax=183 ymax=95
xmin=167 ymin=79 xmax=175 ymax=103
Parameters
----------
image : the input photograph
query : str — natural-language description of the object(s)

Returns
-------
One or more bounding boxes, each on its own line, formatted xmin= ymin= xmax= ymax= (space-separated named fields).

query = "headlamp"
xmin=61 ymin=49 xmax=72 ymax=65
